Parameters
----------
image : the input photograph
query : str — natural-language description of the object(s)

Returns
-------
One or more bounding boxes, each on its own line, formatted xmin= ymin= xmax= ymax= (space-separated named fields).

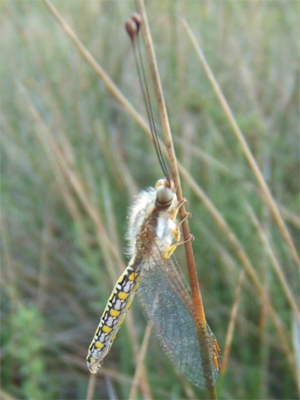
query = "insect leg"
xmin=163 ymin=233 xmax=194 ymax=259
xmin=171 ymin=198 xmax=188 ymax=221
xmin=173 ymin=212 xmax=192 ymax=241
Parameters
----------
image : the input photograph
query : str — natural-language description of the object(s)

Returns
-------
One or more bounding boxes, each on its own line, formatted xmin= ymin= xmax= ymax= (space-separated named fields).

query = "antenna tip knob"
xmin=131 ymin=12 xmax=141 ymax=30
xmin=125 ymin=13 xmax=141 ymax=40
xmin=125 ymin=19 xmax=137 ymax=40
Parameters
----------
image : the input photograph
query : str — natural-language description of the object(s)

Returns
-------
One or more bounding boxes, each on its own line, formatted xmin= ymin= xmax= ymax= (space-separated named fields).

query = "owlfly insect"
xmin=86 ymin=13 xmax=221 ymax=390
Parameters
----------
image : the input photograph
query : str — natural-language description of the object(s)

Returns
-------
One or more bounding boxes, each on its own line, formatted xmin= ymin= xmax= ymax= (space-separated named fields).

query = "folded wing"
xmin=137 ymin=255 xmax=221 ymax=389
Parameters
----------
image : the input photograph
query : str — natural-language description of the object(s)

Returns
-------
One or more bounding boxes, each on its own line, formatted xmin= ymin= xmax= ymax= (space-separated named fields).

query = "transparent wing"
xmin=138 ymin=254 xmax=221 ymax=389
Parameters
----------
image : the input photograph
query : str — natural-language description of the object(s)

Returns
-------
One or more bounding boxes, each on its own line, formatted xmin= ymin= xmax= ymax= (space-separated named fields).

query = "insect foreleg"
xmin=163 ymin=233 xmax=194 ymax=259
xmin=171 ymin=198 xmax=188 ymax=221
xmin=173 ymin=212 xmax=192 ymax=241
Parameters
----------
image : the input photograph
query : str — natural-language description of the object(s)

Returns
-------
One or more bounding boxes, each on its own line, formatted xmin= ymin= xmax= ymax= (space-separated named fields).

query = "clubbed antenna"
xmin=125 ymin=13 xmax=171 ymax=183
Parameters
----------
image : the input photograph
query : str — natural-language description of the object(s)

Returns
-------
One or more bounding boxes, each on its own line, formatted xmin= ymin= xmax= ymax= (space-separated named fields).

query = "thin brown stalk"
xmin=136 ymin=0 xmax=216 ymax=396
xmin=182 ymin=18 xmax=300 ymax=271
xmin=129 ymin=324 xmax=152 ymax=400
xmin=221 ymin=271 xmax=245 ymax=373
xmin=247 ymin=204 xmax=300 ymax=326
xmin=85 ymin=374 xmax=96 ymax=400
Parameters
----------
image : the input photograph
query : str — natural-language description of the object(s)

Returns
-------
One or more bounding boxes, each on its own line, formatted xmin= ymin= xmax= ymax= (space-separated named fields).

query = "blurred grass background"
xmin=1 ymin=1 xmax=299 ymax=399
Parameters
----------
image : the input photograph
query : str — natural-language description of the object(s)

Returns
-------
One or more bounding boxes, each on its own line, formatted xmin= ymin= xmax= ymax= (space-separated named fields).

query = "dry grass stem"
xmin=221 ymin=271 xmax=245 ymax=373
xmin=129 ymin=324 xmax=152 ymax=400
xmin=136 ymin=0 xmax=217 ymax=396
xmin=247 ymin=204 xmax=300 ymax=326
xmin=136 ymin=0 xmax=204 ymax=319
xmin=85 ymin=374 xmax=96 ymax=400
xmin=182 ymin=18 xmax=300 ymax=271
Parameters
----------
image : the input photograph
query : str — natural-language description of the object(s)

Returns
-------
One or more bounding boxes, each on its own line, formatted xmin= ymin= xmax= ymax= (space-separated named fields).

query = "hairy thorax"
xmin=127 ymin=187 xmax=178 ymax=264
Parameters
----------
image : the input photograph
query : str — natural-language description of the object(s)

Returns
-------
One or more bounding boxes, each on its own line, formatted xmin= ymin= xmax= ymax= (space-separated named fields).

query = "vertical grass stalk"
xmin=136 ymin=0 xmax=217 ymax=396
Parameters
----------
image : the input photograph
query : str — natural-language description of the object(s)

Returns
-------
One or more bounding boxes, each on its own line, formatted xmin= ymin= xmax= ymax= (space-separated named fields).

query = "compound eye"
xmin=156 ymin=186 xmax=174 ymax=207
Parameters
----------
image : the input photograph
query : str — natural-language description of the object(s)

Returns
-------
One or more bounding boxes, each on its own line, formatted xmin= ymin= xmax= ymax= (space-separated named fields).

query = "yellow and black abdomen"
xmin=87 ymin=263 xmax=141 ymax=373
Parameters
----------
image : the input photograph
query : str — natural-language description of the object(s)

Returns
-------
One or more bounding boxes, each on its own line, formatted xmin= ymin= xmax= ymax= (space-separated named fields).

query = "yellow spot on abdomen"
xmin=95 ymin=341 xmax=104 ymax=349
xmin=118 ymin=291 xmax=129 ymax=300
xmin=110 ymin=309 xmax=121 ymax=317
xmin=128 ymin=272 xmax=137 ymax=281
xmin=102 ymin=325 xmax=112 ymax=334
